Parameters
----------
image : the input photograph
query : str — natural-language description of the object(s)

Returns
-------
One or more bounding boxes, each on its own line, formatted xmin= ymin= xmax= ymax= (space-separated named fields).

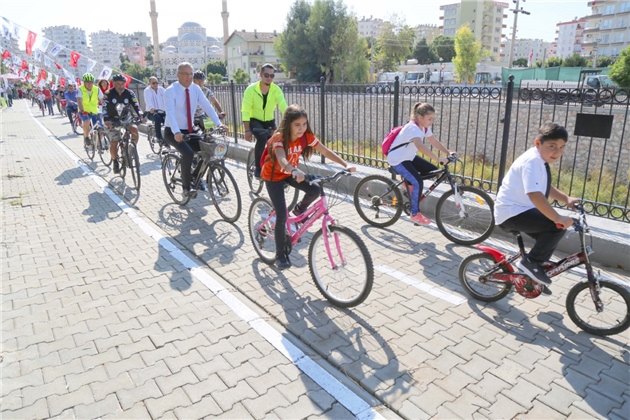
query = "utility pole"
xmin=508 ymin=0 xmax=530 ymax=68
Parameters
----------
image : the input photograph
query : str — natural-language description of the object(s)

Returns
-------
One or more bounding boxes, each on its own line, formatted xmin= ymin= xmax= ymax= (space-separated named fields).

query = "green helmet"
xmin=82 ymin=73 xmax=95 ymax=82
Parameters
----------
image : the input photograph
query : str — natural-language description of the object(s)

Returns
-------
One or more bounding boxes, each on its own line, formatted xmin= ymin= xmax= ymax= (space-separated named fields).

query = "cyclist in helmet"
xmin=102 ymin=74 xmax=144 ymax=174
xmin=192 ymin=70 xmax=225 ymax=132
xmin=76 ymin=73 xmax=103 ymax=147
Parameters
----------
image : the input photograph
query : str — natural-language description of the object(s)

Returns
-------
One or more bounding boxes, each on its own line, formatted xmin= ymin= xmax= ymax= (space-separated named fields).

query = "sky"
xmin=1 ymin=0 xmax=590 ymax=46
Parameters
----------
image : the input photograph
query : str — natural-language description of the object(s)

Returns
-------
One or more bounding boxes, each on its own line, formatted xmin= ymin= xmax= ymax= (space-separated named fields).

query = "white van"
xmin=429 ymin=71 xmax=455 ymax=84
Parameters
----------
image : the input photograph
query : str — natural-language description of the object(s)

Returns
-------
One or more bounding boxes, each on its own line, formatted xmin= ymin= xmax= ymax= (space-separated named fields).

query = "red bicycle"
xmin=458 ymin=204 xmax=630 ymax=336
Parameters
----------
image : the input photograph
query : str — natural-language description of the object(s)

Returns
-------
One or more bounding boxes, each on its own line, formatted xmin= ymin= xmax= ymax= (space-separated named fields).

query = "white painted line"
xmin=376 ymin=265 xmax=466 ymax=305
xmin=28 ymin=108 xmax=386 ymax=420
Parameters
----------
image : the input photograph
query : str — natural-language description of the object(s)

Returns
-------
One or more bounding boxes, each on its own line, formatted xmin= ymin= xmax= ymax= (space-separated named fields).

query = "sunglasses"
xmin=262 ymin=73 xmax=275 ymax=79
xmin=151 ymin=82 xmax=157 ymax=85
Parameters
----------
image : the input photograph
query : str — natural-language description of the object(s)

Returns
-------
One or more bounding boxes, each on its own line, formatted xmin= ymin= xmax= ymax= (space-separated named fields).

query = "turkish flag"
xmin=25 ymin=31 xmax=37 ymax=56
xmin=21 ymin=59 xmax=28 ymax=70
xmin=55 ymin=62 xmax=62 ymax=70
xmin=1 ymin=49 xmax=10 ymax=59
xmin=76 ymin=77 xmax=82 ymax=87
xmin=40 ymin=69 xmax=47 ymax=81
xmin=60 ymin=77 xmax=66 ymax=87
xmin=69 ymin=50 xmax=80 ymax=68
xmin=122 ymin=74 xmax=132 ymax=88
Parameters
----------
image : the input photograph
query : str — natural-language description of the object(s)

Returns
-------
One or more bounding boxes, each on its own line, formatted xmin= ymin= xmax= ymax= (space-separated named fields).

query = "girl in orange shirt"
xmin=261 ymin=104 xmax=355 ymax=270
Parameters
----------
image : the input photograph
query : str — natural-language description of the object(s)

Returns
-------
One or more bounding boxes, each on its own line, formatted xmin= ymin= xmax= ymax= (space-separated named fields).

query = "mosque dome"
xmin=180 ymin=32 xmax=205 ymax=42
xmin=181 ymin=22 xmax=202 ymax=28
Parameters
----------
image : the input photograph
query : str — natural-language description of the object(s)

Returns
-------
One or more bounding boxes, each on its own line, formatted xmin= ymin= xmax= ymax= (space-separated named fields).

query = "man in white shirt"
xmin=164 ymin=62 xmax=226 ymax=197
xmin=143 ymin=76 xmax=166 ymax=142
xmin=495 ymin=122 xmax=578 ymax=288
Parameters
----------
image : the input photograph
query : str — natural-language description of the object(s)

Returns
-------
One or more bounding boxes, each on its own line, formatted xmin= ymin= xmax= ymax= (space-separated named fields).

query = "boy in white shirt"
xmin=494 ymin=122 xmax=579 ymax=287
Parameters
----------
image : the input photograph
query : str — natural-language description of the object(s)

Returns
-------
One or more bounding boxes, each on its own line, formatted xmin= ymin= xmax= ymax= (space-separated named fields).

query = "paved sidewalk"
xmin=2 ymin=99 xmax=630 ymax=419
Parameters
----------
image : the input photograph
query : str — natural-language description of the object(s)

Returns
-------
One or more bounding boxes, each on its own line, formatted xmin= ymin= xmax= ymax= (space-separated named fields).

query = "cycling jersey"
xmin=77 ymin=85 xmax=102 ymax=114
xmin=102 ymin=88 xmax=142 ymax=122
xmin=241 ymin=82 xmax=287 ymax=122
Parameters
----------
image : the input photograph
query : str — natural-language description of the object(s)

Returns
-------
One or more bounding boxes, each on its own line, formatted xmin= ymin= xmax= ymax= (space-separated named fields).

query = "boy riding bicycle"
xmin=494 ymin=122 xmax=579 ymax=286
xmin=261 ymin=104 xmax=355 ymax=270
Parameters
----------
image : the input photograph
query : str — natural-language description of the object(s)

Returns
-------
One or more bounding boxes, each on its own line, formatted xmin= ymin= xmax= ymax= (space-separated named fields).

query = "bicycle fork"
xmin=322 ymin=216 xmax=345 ymax=270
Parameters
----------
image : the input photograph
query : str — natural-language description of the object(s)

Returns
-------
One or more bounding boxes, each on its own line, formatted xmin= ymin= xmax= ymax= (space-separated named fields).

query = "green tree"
xmin=274 ymin=0 xmax=318 ymax=81
xmin=429 ymin=36 xmax=455 ymax=63
xmin=562 ymin=53 xmax=588 ymax=67
xmin=330 ymin=16 xmax=368 ymax=82
xmin=608 ymin=46 xmax=630 ymax=87
xmin=589 ymin=55 xmax=615 ymax=67
xmin=546 ymin=56 xmax=563 ymax=67
xmin=233 ymin=68 xmax=250 ymax=84
xmin=119 ymin=53 xmax=131 ymax=72
xmin=532 ymin=59 xmax=543 ymax=68
xmin=512 ymin=58 xmax=528 ymax=67
xmin=452 ymin=24 xmax=481 ymax=83
xmin=412 ymin=38 xmax=437 ymax=65
xmin=204 ymin=60 xmax=227 ymax=76
xmin=373 ymin=15 xmax=415 ymax=72
xmin=205 ymin=73 xmax=223 ymax=84
xmin=124 ymin=63 xmax=155 ymax=82
xmin=145 ymin=45 xmax=154 ymax=65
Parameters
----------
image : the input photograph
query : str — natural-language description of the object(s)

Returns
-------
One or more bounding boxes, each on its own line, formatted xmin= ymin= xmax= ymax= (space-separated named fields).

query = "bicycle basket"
xmin=199 ymin=140 xmax=228 ymax=161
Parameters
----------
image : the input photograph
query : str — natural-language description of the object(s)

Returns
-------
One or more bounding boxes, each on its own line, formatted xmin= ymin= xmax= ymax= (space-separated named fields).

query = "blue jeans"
xmin=391 ymin=156 xmax=437 ymax=215
xmin=45 ymin=99 xmax=54 ymax=114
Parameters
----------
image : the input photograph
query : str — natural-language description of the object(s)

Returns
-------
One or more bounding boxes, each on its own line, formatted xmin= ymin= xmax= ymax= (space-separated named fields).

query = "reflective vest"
xmin=79 ymin=85 xmax=99 ymax=114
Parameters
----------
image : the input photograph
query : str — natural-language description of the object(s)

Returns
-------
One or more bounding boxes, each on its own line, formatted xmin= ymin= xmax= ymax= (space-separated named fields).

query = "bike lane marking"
xmin=376 ymin=265 xmax=467 ymax=305
xmin=28 ymin=108 xmax=387 ymax=420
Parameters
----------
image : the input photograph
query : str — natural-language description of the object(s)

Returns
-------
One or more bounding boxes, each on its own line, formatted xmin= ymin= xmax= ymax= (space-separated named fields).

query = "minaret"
xmin=149 ymin=0 xmax=161 ymax=66
xmin=221 ymin=0 xmax=229 ymax=61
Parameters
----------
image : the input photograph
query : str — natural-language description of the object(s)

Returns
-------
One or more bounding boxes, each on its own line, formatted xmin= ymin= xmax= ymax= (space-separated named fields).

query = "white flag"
xmin=64 ymin=68 xmax=73 ymax=79
xmin=98 ymin=66 xmax=112 ymax=80
xmin=2 ymin=23 xmax=10 ymax=39
xmin=49 ymin=44 xmax=62 ymax=56
xmin=86 ymin=59 xmax=96 ymax=72
xmin=44 ymin=55 xmax=52 ymax=67
xmin=34 ymin=49 xmax=42 ymax=61
xmin=47 ymin=71 xmax=53 ymax=82
xmin=12 ymin=55 xmax=21 ymax=65
xmin=38 ymin=37 xmax=51 ymax=52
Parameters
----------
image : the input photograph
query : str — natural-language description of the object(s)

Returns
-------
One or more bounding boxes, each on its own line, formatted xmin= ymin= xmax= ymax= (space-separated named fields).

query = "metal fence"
xmin=135 ymin=78 xmax=630 ymax=222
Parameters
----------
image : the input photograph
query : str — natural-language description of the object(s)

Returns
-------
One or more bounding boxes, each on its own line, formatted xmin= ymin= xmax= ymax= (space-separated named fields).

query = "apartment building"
xmin=42 ymin=25 xmax=90 ymax=76
xmin=224 ymin=29 xmax=283 ymax=81
xmin=358 ymin=16 xmax=386 ymax=38
xmin=122 ymin=32 xmax=151 ymax=48
xmin=502 ymin=38 xmax=550 ymax=64
xmin=414 ymin=24 xmax=441 ymax=44
xmin=439 ymin=0 xmax=508 ymax=62
xmin=554 ymin=18 xmax=586 ymax=58
xmin=582 ymin=0 xmax=630 ymax=58
xmin=89 ymin=30 xmax=124 ymax=67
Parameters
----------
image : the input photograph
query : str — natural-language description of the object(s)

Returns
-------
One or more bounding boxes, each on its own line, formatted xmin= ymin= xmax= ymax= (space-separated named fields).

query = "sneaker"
xmin=410 ymin=212 xmax=431 ymax=225
xmin=253 ymin=168 xmax=262 ymax=179
xmin=516 ymin=257 xmax=552 ymax=285
xmin=84 ymin=137 xmax=91 ymax=147
xmin=292 ymin=204 xmax=305 ymax=217
xmin=541 ymin=286 xmax=552 ymax=296
xmin=183 ymin=187 xmax=197 ymax=198
xmin=275 ymin=253 xmax=291 ymax=270
xmin=112 ymin=159 xmax=120 ymax=174
xmin=198 ymin=180 xmax=208 ymax=192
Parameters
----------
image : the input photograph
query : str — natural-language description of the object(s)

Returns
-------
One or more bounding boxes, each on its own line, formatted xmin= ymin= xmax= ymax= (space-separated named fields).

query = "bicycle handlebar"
xmin=306 ymin=169 xmax=352 ymax=185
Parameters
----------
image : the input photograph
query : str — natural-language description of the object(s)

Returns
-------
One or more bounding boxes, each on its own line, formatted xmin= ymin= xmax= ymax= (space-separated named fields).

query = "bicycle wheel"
xmin=353 ymin=175 xmax=403 ymax=228
xmin=128 ymin=143 xmax=141 ymax=191
xmin=119 ymin=145 xmax=128 ymax=179
xmin=72 ymin=115 xmax=81 ymax=135
xmin=162 ymin=153 xmax=191 ymax=206
xmin=435 ymin=186 xmax=495 ymax=245
xmin=85 ymin=131 xmax=96 ymax=161
xmin=247 ymin=149 xmax=263 ymax=195
xmin=566 ymin=279 xmax=630 ymax=336
xmin=308 ymin=225 xmax=374 ymax=307
xmin=148 ymin=126 xmax=161 ymax=154
xmin=207 ymin=163 xmax=242 ymax=223
xmin=99 ymin=131 xmax=112 ymax=166
xmin=458 ymin=253 xmax=512 ymax=302
xmin=248 ymin=197 xmax=277 ymax=264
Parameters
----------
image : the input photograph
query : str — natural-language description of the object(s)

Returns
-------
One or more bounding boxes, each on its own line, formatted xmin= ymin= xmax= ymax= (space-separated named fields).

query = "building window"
xmin=601 ymin=19 xmax=612 ymax=30
xmin=616 ymin=17 xmax=628 ymax=28
xmin=604 ymin=4 xmax=616 ymax=14
xmin=620 ymin=2 xmax=630 ymax=13
xmin=601 ymin=33 xmax=610 ymax=43
xmin=496 ymin=17 xmax=501 ymax=23
xmin=493 ymin=47 xmax=498 ymax=52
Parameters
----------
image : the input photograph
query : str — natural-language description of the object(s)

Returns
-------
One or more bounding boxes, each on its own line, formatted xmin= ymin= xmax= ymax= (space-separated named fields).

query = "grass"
xmin=325 ymin=138 xmax=629 ymax=209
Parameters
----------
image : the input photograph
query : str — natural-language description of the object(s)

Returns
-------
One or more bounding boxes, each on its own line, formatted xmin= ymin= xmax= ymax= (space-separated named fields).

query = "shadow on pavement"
xmin=54 ymin=167 xmax=85 ymax=185
xmin=82 ymin=191 xmax=125 ymax=223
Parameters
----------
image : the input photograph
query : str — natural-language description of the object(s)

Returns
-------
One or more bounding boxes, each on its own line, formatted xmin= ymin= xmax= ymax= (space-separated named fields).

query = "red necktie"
xmin=185 ymin=88 xmax=193 ymax=132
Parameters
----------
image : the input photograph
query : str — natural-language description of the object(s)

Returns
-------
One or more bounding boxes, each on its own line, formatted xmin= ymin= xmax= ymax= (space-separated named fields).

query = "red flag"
xmin=2 ymin=50 xmax=11 ymax=59
xmin=25 ymin=31 xmax=37 ymax=56
xmin=75 ymin=77 xmax=82 ymax=87
xmin=69 ymin=51 xmax=80 ymax=68
xmin=122 ymin=74 xmax=132 ymax=88
xmin=21 ymin=60 xmax=28 ymax=70
xmin=60 ymin=77 xmax=66 ymax=87
xmin=55 ymin=62 xmax=62 ymax=70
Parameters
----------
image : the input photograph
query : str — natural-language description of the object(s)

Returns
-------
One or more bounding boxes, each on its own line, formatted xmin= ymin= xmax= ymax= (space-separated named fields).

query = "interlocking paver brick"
xmin=65 ymin=365 xmax=109 ymax=392
xmin=116 ymin=379 xmax=162 ymax=410
xmin=215 ymin=402 xmax=255 ymax=419
xmin=182 ymin=373 xmax=229 ymax=403
xmin=74 ymin=394 xmax=122 ymax=419
xmin=155 ymin=366 xmax=198 ymax=395
xmin=572 ymin=389 xmax=624 ymax=419
xmin=164 ymin=348 xmax=206 ymax=373
xmin=47 ymin=384 xmax=94 ymax=417
xmin=104 ymin=353 xmax=145 ymax=379
xmin=246 ymin=367 xmax=291 ymax=395
xmin=80 ymin=346 xmax=121 ymax=368
xmin=212 ymin=380 xmax=258 ymax=411
xmin=103 ymin=402 xmax=151 ymax=419
xmin=434 ymin=367 xmax=478 ymax=398
xmin=117 ymin=336 xmax=156 ymax=359
xmin=174 ymin=395 xmax=223 ymax=419
xmin=145 ymin=387 xmax=192 ymax=419
xmin=243 ymin=387 xmax=292 ymax=416
xmin=0 ymin=398 xmax=49 ymax=420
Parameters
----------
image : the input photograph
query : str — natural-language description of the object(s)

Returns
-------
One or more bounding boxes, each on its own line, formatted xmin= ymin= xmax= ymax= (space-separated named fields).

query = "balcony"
xmin=439 ymin=16 xmax=444 ymax=20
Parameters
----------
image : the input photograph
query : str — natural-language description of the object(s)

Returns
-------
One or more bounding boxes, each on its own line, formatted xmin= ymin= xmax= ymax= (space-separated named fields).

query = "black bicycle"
xmin=246 ymin=126 xmax=300 ymax=211
xmin=353 ymin=154 xmax=495 ymax=245
xmin=146 ymin=110 xmax=165 ymax=154
xmin=109 ymin=115 xmax=142 ymax=190
xmin=162 ymin=127 xmax=241 ymax=223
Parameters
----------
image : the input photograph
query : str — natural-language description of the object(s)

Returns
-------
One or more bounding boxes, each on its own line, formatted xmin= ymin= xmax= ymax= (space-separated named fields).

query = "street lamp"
xmin=439 ymin=57 xmax=444 ymax=85
xmin=508 ymin=0 xmax=531 ymax=69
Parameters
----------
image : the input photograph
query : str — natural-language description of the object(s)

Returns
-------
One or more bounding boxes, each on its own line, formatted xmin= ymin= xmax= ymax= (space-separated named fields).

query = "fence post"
xmin=497 ymin=75 xmax=515 ymax=189
xmin=320 ymin=76 xmax=326 ymax=163
xmin=393 ymin=76 xmax=400 ymax=126
xmin=230 ymin=80 xmax=238 ymax=143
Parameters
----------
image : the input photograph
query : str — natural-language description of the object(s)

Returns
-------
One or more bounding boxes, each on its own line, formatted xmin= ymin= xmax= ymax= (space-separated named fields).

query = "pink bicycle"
xmin=248 ymin=170 xmax=374 ymax=307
